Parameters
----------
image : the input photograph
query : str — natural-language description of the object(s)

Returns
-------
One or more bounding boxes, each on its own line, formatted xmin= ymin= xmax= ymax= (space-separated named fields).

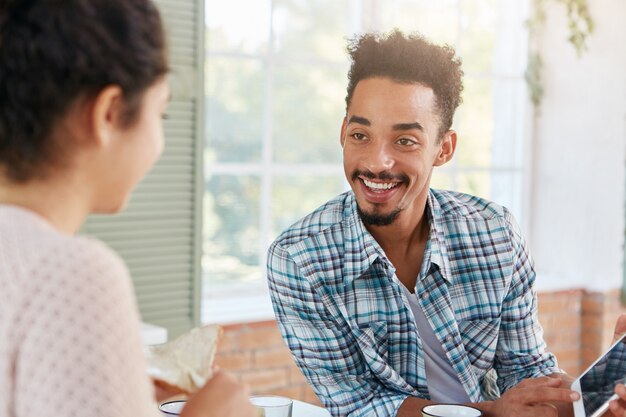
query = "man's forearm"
xmin=396 ymin=396 xmax=433 ymax=417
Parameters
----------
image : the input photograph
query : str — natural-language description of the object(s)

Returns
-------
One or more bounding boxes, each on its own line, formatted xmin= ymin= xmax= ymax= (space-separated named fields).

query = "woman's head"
xmin=0 ymin=0 xmax=168 ymax=184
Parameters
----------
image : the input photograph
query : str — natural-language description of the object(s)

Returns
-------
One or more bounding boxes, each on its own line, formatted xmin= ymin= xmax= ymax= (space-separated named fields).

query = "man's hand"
xmin=485 ymin=376 xmax=579 ymax=417
xmin=611 ymin=314 xmax=626 ymax=343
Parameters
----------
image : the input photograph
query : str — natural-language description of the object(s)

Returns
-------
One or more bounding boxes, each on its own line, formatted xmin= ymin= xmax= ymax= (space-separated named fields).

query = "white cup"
xmin=421 ymin=404 xmax=482 ymax=417
xmin=159 ymin=400 xmax=186 ymax=416
xmin=249 ymin=395 xmax=293 ymax=417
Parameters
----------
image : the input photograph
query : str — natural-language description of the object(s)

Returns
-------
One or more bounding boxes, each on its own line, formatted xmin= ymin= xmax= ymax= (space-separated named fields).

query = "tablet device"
xmin=572 ymin=333 xmax=626 ymax=417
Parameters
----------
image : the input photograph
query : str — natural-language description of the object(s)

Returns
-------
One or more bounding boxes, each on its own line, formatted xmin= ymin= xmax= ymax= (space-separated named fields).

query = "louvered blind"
xmin=81 ymin=0 xmax=204 ymax=338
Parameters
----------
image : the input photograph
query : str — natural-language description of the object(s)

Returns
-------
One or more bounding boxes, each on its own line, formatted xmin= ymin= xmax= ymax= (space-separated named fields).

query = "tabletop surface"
xmin=293 ymin=399 xmax=331 ymax=417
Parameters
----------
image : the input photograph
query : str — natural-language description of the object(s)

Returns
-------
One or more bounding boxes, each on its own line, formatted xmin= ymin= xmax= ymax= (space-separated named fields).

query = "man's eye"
xmin=397 ymin=138 xmax=416 ymax=146
xmin=352 ymin=133 xmax=367 ymax=141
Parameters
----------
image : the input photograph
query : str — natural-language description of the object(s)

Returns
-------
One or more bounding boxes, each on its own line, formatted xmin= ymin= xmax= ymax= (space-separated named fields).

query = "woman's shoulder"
xmin=0 ymin=205 xmax=130 ymax=290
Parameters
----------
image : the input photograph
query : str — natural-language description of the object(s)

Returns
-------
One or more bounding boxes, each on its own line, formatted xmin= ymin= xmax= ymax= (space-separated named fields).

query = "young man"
xmin=267 ymin=31 xmax=626 ymax=417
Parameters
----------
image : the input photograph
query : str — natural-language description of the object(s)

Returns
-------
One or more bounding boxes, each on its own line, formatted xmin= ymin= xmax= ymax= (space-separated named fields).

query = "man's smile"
xmin=357 ymin=176 xmax=405 ymax=205
xmin=361 ymin=178 xmax=401 ymax=191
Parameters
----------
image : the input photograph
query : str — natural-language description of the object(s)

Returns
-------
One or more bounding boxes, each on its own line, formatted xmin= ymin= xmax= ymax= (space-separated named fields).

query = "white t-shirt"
xmin=0 ymin=205 xmax=159 ymax=417
xmin=401 ymin=285 xmax=470 ymax=404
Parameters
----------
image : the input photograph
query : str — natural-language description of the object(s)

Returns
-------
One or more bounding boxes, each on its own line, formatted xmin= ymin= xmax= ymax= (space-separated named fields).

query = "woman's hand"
xmin=153 ymin=377 xmax=187 ymax=403
xmin=180 ymin=369 xmax=257 ymax=417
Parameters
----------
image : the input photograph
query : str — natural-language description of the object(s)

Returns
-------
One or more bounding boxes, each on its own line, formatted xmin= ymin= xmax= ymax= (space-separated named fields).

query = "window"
xmin=202 ymin=0 xmax=531 ymax=324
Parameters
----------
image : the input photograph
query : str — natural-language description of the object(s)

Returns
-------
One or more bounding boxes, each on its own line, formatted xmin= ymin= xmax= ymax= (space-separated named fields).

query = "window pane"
xmin=492 ymin=0 xmax=529 ymax=76
xmin=272 ymin=0 xmax=352 ymax=62
xmin=204 ymin=175 xmax=261 ymax=286
xmin=374 ymin=0 xmax=458 ymax=45
xmin=454 ymin=77 xmax=494 ymax=168
xmin=206 ymin=0 xmax=271 ymax=54
xmin=459 ymin=0 xmax=497 ymax=74
xmin=491 ymin=172 xmax=523 ymax=218
xmin=272 ymin=63 xmax=347 ymax=164
xmin=206 ymin=58 xmax=265 ymax=163
xmin=456 ymin=170 xmax=491 ymax=199
xmin=430 ymin=172 xmax=454 ymax=190
xmin=492 ymin=78 xmax=526 ymax=167
xmin=271 ymin=176 xmax=347 ymax=237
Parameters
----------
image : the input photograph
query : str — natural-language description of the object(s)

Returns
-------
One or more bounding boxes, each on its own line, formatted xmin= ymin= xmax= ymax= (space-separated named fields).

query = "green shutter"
xmin=81 ymin=0 xmax=204 ymax=338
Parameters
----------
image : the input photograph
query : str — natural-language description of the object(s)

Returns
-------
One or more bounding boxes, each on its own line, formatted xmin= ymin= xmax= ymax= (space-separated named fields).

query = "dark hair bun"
xmin=0 ymin=0 xmax=168 ymax=182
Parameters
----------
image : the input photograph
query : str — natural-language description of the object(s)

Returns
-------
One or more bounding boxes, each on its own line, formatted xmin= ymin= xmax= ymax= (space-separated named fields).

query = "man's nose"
xmin=363 ymin=140 xmax=395 ymax=173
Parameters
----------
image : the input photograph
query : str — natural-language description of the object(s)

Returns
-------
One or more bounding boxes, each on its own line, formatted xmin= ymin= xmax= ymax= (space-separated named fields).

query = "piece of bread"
xmin=146 ymin=324 xmax=223 ymax=394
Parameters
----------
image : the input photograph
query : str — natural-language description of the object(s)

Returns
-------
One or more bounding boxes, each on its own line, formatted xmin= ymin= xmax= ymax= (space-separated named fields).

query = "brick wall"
xmin=214 ymin=321 xmax=321 ymax=405
xmin=537 ymin=289 xmax=584 ymax=374
xmin=580 ymin=289 xmax=626 ymax=369
xmin=215 ymin=289 xmax=626 ymax=404
xmin=538 ymin=288 xmax=626 ymax=376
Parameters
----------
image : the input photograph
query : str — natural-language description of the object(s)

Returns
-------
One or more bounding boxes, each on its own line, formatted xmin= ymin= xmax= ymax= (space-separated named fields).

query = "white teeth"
xmin=363 ymin=179 xmax=399 ymax=190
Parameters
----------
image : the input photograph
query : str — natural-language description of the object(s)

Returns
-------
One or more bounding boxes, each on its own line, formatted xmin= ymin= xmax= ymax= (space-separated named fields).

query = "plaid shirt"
xmin=267 ymin=189 xmax=560 ymax=417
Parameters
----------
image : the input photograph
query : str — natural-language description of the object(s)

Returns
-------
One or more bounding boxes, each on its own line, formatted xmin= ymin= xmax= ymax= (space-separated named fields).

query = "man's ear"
xmin=340 ymin=117 xmax=347 ymax=149
xmin=91 ymin=85 xmax=125 ymax=147
xmin=433 ymin=130 xmax=457 ymax=167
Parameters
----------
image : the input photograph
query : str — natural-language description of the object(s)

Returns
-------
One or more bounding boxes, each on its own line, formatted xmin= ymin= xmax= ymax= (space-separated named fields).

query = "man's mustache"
xmin=351 ymin=169 xmax=409 ymax=183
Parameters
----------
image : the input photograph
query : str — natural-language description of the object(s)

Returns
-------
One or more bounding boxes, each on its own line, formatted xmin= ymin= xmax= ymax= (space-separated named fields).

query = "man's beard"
xmin=357 ymin=204 xmax=402 ymax=226
xmin=352 ymin=169 xmax=406 ymax=226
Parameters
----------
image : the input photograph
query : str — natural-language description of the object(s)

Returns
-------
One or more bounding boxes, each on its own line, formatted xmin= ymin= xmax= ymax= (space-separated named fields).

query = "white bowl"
xmin=421 ymin=404 xmax=482 ymax=417
xmin=159 ymin=400 xmax=187 ymax=416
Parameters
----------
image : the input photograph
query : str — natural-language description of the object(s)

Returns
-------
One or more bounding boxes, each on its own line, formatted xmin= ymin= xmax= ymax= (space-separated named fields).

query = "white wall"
xmin=530 ymin=0 xmax=626 ymax=292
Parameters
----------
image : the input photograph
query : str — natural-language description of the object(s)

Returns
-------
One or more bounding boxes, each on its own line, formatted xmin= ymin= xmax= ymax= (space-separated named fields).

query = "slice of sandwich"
xmin=146 ymin=324 xmax=223 ymax=394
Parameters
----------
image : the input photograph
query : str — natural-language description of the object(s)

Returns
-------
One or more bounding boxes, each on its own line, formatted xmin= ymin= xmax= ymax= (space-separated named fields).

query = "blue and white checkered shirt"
xmin=267 ymin=189 xmax=560 ymax=417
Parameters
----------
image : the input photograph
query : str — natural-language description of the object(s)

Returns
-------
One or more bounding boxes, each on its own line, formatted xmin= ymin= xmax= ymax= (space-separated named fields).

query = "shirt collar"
xmin=341 ymin=193 xmax=388 ymax=287
xmin=425 ymin=190 xmax=453 ymax=283
xmin=341 ymin=190 xmax=453 ymax=287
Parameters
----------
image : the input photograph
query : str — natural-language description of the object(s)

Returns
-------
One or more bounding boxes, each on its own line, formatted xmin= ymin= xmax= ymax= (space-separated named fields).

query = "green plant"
xmin=526 ymin=0 xmax=594 ymax=107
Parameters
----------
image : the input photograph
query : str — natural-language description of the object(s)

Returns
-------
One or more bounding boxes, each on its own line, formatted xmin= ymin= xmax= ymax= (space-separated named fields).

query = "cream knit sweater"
xmin=0 ymin=205 xmax=159 ymax=417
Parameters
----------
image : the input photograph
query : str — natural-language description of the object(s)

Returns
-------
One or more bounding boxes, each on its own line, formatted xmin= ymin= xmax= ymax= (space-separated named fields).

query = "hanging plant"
xmin=561 ymin=0 xmax=594 ymax=56
xmin=525 ymin=0 xmax=594 ymax=108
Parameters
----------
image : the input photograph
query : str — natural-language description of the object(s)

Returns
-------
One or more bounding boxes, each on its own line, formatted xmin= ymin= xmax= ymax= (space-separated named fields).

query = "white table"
xmin=141 ymin=322 xmax=168 ymax=345
xmin=293 ymin=400 xmax=330 ymax=417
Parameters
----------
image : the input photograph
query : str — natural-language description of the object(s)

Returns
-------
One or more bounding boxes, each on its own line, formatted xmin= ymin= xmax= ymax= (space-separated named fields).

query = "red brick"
xmin=217 ymin=330 xmax=238 ymax=353
xmin=303 ymin=385 xmax=323 ymax=406
xmin=253 ymin=386 xmax=303 ymax=401
xmin=554 ymin=348 xmax=580 ymax=364
xmin=254 ymin=347 xmax=295 ymax=369
xmin=239 ymin=327 xmax=286 ymax=350
xmin=214 ymin=351 xmax=253 ymax=372
xmin=222 ymin=322 xmax=252 ymax=333
xmin=582 ymin=314 xmax=603 ymax=330
xmin=247 ymin=320 xmax=282 ymax=329
xmin=538 ymin=290 xmax=582 ymax=315
xmin=559 ymin=361 xmax=581 ymax=375
xmin=241 ymin=368 xmax=289 ymax=392
xmin=582 ymin=347 xmax=602 ymax=368
xmin=288 ymin=366 xmax=309 ymax=385
xmin=582 ymin=293 xmax=606 ymax=314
